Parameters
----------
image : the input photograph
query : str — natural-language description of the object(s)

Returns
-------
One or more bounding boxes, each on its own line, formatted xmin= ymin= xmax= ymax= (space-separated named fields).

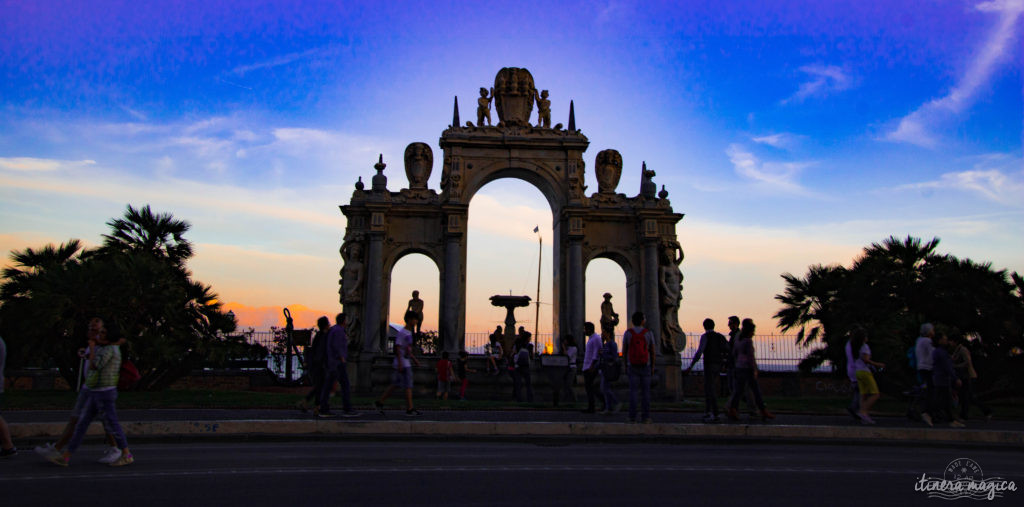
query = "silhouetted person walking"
xmin=952 ymin=333 xmax=992 ymax=421
xmin=726 ymin=319 xmax=774 ymax=422
xmin=581 ymin=322 xmax=602 ymax=413
xmin=915 ymin=323 xmax=936 ymax=426
xmin=320 ymin=313 xmax=359 ymax=418
xmin=0 ymin=335 xmax=15 ymax=458
xmin=298 ymin=316 xmax=329 ymax=413
xmin=850 ymin=327 xmax=884 ymax=425
xmin=686 ymin=318 xmax=729 ymax=423
xmin=375 ymin=311 xmax=422 ymax=416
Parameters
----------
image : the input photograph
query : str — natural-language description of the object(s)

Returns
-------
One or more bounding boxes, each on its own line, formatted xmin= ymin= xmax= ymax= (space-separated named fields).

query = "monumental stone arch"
xmin=339 ymin=68 xmax=685 ymax=393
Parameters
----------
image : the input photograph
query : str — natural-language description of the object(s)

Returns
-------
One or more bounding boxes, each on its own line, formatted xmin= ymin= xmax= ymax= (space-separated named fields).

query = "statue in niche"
xmin=404 ymin=142 xmax=433 ymax=190
xmin=340 ymin=241 xmax=365 ymax=304
xmin=477 ymin=87 xmax=494 ymax=127
xmin=534 ymin=89 xmax=551 ymax=128
xmin=659 ymin=240 xmax=685 ymax=353
xmin=599 ymin=293 xmax=619 ymax=342
xmin=405 ymin=290 xmax=424 ymax=336
xmin=345 ymin=313 xmax=362 ymax=353
xmin=595 ymin=149 xmax=623 ymax=194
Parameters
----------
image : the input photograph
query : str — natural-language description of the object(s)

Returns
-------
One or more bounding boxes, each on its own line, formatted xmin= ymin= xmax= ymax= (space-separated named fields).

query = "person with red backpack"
xmin=621 ymin=312 xmax=655 ymax=424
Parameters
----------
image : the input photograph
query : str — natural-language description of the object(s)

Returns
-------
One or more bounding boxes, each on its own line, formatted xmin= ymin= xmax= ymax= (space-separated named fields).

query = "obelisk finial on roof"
xmin=568 ymin=100 xmax=576 ymax=131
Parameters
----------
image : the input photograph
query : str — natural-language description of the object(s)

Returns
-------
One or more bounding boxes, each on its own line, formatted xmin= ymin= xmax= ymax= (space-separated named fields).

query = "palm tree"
xmin=100 ymin=204 xmax=193 ymax=265
xmin=0 ymin=240 xmax=89 ymax=384
xmin=775 ymin=235 xmax=1024 ymax=391
xmin=774 ymin=264 xmax=846 ymax=345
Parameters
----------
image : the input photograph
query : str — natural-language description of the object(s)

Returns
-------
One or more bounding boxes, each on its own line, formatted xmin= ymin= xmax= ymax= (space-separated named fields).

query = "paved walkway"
xmin=7 ymin=408 xmax=1022 ymax=447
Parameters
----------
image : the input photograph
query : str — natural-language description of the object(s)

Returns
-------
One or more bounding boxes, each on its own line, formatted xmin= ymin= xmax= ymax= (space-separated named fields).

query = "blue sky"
xmin=1 ymin=0 xmax=1021 ymax=333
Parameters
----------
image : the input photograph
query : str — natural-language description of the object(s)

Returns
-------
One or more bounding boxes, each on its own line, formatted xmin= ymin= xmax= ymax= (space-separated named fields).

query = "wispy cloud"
xmin=14 ymin=115 xmax=402 ymax=185
xmin=888 ymin=153 xmax=1024 ymax=206
xmin=885 ymin=0 xmax=1024 ymax=147
xmin=782 ymin=64 xmax=854 ymax=104
xmin=231 ymin=46 xmax=334 ymax=77
xmin=0 ymin=157 xmax=95 ymax=172
xmin=725 ymin=144 xmax=815 ymax=195
xmin=751 ymin=133 xmax=802 ymax=150
xmin=0 ymin=157 xmax=349 ymax=229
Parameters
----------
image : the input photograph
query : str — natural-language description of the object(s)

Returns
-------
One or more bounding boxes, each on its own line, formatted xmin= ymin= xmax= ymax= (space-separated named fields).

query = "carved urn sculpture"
xmin=404 ymin=142 xmax=433 ymax=189
xmin=595 ymin=149 xmax=623 ymax=193
xmin=493 ymin=67 xmax=537 ymax=126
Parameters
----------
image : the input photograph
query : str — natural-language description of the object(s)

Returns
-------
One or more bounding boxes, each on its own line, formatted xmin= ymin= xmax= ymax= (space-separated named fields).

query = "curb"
xmin=11 ymin=420 xmax=1023 ymax=447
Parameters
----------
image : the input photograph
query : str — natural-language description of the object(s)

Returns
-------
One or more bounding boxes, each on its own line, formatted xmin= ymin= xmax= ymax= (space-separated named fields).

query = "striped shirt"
xmin=85 ymin=345 xmax=121 ymax=391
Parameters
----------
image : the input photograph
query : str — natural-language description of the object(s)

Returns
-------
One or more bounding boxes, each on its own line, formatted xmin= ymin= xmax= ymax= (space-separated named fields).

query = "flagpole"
xmin=534 ymin=227 xmax=541 ymax=354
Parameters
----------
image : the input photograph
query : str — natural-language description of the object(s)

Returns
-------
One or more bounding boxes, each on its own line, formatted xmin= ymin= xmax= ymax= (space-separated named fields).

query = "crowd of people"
xmin=0 ymin=309 xmax=997 ymax=467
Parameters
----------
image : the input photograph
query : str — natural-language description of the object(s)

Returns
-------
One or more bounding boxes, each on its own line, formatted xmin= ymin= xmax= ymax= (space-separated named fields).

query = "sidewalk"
xmin=7 ymin=408 xmax=1023 ymax=447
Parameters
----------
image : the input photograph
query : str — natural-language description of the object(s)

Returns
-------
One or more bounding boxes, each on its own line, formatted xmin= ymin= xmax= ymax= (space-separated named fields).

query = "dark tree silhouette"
xmin=775 ymin=236 xmax=1024 ymax=394
xmin=0 ymin=205 xmax=252 ymax=390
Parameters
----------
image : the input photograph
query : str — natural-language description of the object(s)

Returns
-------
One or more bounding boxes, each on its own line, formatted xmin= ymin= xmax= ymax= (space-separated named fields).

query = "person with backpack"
xmin=512 ymin=339 xmax=534 ymax=402
xmin=621 ymin=312 xmax=655 ymax=424
xmin=686 ymin=318 xmax=729 ymax=423
xmin=725 ymin=318 xmax=775 ymax=422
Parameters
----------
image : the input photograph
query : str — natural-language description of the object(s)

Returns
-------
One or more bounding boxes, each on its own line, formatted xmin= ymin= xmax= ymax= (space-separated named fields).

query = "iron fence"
xmin=235 ymin=329 xmax=828 ymax=372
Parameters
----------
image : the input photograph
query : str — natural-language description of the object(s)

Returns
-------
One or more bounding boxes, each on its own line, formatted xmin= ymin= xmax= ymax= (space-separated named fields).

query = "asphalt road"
xmin=3 ymin=441 xmax=1021 ymax=506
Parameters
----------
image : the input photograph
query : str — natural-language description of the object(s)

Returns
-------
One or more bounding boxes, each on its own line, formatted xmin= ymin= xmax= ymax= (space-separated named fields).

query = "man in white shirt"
xmin=915 ymin=323 xmax=936 ymax=426
xmin=581 ymin=322 xmax=602 ymax=413
xmin=374 ymin=311 xmax=422 ymax=417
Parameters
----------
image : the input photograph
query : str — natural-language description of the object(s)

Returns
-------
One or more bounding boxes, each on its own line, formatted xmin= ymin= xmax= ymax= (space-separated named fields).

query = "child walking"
xmin=455 ymin=350 xmax=475 ymax=400
xmin=436 ymin=351 xmax=454 ymax=400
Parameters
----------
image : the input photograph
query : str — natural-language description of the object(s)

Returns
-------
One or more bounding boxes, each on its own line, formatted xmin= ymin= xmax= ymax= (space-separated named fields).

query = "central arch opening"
xmin=466 ymin=179 xmax=554 ymax=354
xmin=585 ymin=257 xmax=629 ymax=337
xmin=388 ymin=252 xmax=440 ymax=352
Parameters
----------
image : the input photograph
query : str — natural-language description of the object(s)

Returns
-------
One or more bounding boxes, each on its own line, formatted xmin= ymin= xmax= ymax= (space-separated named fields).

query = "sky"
xmin=1 ymin=0 xmax=1021 ymax=336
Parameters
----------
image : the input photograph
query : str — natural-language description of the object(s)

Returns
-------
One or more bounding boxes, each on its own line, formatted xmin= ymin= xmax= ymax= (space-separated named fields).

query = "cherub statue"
xmin=477 ymin=87 xmax=494 ymax=126
xmin=535 ymin=89 xmax=551 ymax=128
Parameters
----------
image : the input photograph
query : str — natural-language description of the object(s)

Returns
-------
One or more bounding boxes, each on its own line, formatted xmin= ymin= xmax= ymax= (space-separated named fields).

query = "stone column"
xmin=441 ymin=209 xmax=466 ymax=352
xmin=442 ymin=234 xmax=463 ymax=352
xmin=641 ymin=238 xmax=661 ymax=355
xmin=363 ymin=232 xmax=384 ymax=355
xmin=567 ymin=237 xmax=584 ymax=346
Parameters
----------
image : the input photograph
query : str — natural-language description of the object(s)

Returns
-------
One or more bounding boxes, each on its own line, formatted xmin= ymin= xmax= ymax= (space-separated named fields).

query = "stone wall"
xmin=5 ymin=363 xmax=854 ymax=399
